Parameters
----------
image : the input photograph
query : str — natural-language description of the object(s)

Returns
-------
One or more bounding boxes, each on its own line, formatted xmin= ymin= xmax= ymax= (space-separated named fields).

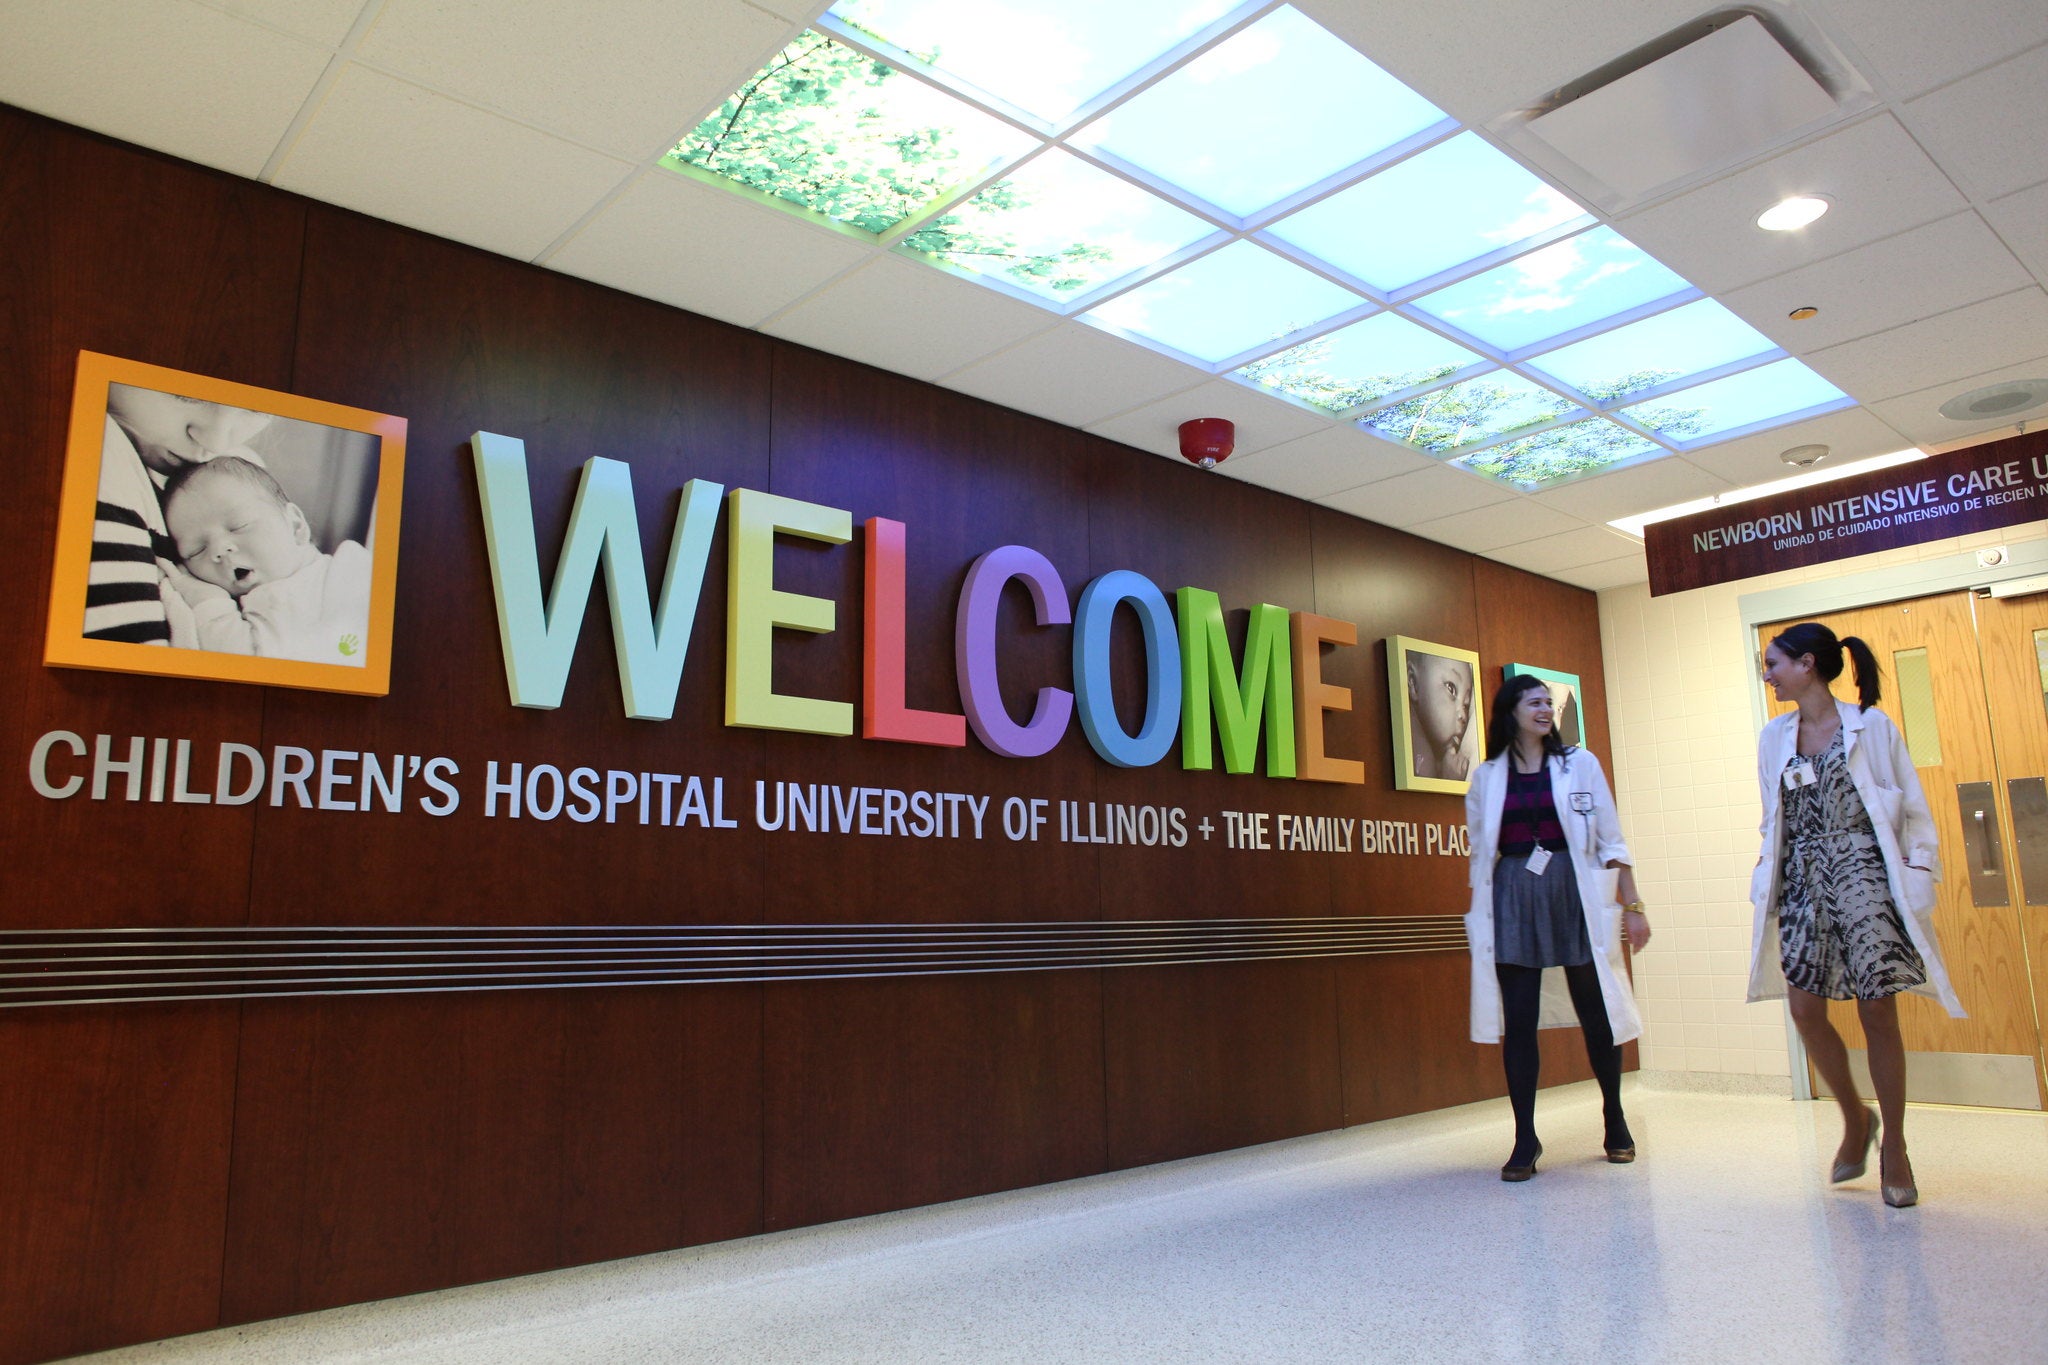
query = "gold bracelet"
xmin=1623 ymin=901 xmax=1647 ymax=915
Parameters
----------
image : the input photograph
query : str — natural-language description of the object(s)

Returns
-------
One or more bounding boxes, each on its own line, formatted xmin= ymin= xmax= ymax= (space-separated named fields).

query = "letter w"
xmin=472 ymin=432 xmax=721 ymax=720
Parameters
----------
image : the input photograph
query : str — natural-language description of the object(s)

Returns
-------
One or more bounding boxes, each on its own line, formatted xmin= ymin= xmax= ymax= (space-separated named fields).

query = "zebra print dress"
xmin=1777 ymin=728 xmax=1927 ymax=1001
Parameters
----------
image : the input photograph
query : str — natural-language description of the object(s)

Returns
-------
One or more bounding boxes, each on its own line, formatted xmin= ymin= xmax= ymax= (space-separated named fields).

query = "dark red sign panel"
xmin=1646 ymin=428 xmax=2048 ymax=596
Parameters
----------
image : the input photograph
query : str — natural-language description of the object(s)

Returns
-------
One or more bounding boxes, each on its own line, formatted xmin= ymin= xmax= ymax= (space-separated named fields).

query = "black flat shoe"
xmin=1501 ymin=1142 xmax=1542 ymax=1182
xmin=1605 ymin=1144 xmax=1636 ymax=1164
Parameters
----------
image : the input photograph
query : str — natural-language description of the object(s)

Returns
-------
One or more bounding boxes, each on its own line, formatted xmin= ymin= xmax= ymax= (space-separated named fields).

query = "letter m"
xmin=1176 ymin=587 xmax=1296 ymax=777
xmin=471 ymin=432 xmax=721 ymax=720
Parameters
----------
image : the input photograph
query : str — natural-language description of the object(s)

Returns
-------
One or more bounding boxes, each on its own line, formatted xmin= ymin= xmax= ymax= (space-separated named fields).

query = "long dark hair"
xmin=1769 ymin=621 xmax=1882 ymax=710
xmin=1485 ymin=672 xmax=1571 ymax=762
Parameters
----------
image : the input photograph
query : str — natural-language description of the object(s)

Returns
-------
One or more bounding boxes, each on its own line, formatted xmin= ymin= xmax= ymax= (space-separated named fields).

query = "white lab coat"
xmin=1464 ymin=746 xmax=1641 ymax=1045
xmin=1747 ymin=700 xmax=1963 ymax=1015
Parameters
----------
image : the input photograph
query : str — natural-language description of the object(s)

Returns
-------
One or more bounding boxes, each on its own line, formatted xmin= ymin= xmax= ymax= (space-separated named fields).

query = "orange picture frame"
xmin=44 ymin=351 xmax=408 ymax=696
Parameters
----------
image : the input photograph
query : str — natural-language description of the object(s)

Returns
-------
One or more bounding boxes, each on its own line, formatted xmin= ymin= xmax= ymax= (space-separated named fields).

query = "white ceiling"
xmin=5 ymin=0 xmax=2046 ymax=591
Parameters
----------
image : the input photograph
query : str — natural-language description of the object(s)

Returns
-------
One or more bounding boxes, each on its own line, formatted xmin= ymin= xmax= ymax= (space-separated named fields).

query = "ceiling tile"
xmin=1811 ymin=0 xmax=2048 ymax=100
xmin=1612 ymin=116 xmax=1966 ymax=294
xmin=1721 ymin=212 xmax=2031 ymax=352
xmin=218 ymin=0 xmax=367 ymax=46
xmin=1805 ymin=288 xmax=2048 ymax=402
xmin=1984 ymin=180 xmax=2048 ymax=281
xmin=1527 ymin=455 xmax=1734 ymax=523
xmin=0 ymin=0 xmax=330 ymax=179
xmin=1085 ymin=381 xmax=1333 ymax=463
xmin=1902 ymin=45 xmax=2048 ymax=202
xmin=1486 ymin=525 xmax=1647 ymax=573
xmin=1219 ymin=427 xmax=1438 ymax=501
xmin=1869 ymin=355 xmax=2048 ymax=448
xmin=941 ymin=326 xmax=1205 ymax=429
xmin=746 ymin=0 xmax=832 ymax=22
xmin=1557 ymin=552 xmax=1649 ymax=591
xmin=1299 ymin=0 xmax=1710 ymax=124
xmin=1403 ymin=498 xmax=1587 ymax=554
xmin=357 ymin=0 xmax=791 ymax=161
xmin=274 ymin=64 xmax=634 ymax=259
xmin=547 ymin=169 xmax=873 ymax=328
xmin=1319 ymin=462 xmax=1517 ymax=527
xmin=1678 ymin=406 xmax=1916 ymax=486
xmin=762 ymin=256 xmax=1059 ymax=383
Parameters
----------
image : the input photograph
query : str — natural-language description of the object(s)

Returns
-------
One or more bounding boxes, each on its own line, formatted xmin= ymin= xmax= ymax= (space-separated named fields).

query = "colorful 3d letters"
xmin=471 ymin=437 xmax=1379 ymax=782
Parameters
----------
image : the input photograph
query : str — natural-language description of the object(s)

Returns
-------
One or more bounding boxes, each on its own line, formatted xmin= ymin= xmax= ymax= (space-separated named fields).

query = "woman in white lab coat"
xmin=1465 ymin=673 xmax=1650 ymax=1181
xmin=1753 ymin=622 xmax=1961 ymax=1209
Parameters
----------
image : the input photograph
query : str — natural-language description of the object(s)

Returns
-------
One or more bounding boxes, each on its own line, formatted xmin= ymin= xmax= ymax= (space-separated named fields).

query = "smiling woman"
xmin=1465 ymin=670 xmax=1648 ymax=1181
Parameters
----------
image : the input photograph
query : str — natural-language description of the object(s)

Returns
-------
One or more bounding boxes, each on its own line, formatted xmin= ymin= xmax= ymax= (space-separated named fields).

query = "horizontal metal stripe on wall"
xmin=0 ymin=917 xmax=1469 ymax=1008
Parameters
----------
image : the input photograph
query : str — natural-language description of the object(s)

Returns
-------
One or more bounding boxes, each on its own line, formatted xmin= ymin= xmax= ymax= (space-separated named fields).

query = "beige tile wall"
xmin=1598 ymin=523 xmax=2048 ymax=1078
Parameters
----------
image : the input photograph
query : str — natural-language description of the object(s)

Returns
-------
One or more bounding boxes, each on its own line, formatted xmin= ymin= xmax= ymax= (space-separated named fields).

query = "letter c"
xmin=955 ymin=546 xmax=1072 ymax=758
xmin=30 ymin=730 xmax=86 ymax=799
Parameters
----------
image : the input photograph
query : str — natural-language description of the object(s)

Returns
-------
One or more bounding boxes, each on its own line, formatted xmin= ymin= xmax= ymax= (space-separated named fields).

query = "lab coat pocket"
xmin=1903 ymin=863 xmax=1938 ymax=915
xmin=1592 ymin=868 xmax=1621 ymax=952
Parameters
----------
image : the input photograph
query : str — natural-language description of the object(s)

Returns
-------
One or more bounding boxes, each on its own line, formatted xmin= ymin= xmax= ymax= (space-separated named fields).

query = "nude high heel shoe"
xmin=1830 ymin=1105 xmax=1877 ymax=1184
xmin=1881 ymin=1148 xmax=1918 ymax=1208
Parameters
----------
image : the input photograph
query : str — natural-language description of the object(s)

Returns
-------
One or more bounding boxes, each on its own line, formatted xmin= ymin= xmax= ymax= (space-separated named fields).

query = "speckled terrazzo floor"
xmin=76 ymin=1083 xmax=2048 ymax=1364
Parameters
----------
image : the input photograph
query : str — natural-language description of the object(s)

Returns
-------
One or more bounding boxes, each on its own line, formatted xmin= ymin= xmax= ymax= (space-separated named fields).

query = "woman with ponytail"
xmin=1752 ymin=622 xmax=1963 ymax=1209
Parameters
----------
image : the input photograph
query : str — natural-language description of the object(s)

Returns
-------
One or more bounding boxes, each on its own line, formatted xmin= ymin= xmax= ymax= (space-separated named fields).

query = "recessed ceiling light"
xmin=1787 ymin=305 xmax=1819 ymax=320
xmin=1757 ymin=195 xmax=1829 ymax=231
xmin=1937 ymin=378 xmax=2048 ymax=422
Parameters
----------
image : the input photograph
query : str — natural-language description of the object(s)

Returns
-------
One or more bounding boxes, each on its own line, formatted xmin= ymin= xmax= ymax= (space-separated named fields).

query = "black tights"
xmin=1497 ymin=962 xmax=1628 ymax=1163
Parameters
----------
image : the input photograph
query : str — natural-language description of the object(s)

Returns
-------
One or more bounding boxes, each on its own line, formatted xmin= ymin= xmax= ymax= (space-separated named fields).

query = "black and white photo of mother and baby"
xmin=88 ymin=381 xmax=380 ymax=666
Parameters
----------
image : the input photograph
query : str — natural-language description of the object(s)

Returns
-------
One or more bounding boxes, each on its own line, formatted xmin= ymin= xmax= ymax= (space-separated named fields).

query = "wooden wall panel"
xmin=1103 ymin=960 xmax=1344 ymax=1169
xmin=1310 ymin=507 xmax=1481 ymax=921
xmin=0 ymin=1006 xmax=239 ymax=1365
xmin=0 ymin=109 xmax=288 ymax=1365
xmin=1088 ymin=460 xmax=1331 ymax=924
xmin=1336 ymin=953 xmax=1499 ymax=1124
xmin=219 ymin=987 xmax=762 ymax=1323
xmin=762 ymin=972 xmax=1106 ymax=1229
xmin=0 ymin=105 xmax=1616 ymax=1363
xmin=250 ymin=205 xmax=779 ymax=926
xmin=757 ymin=349 xmax=1103 ymax=925
xmin=1471 ymin=558 xmax=1611 ymax=761
xmin=0 ymin=107 xmax=296 ymax=923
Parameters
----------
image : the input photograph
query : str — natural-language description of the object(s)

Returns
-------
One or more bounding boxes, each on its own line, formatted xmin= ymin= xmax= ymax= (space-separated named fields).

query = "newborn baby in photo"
xmin=162 ymin=457 xmax=372 ymax=665
xmin=1408 ymin=651 xmax=1476 ymax=781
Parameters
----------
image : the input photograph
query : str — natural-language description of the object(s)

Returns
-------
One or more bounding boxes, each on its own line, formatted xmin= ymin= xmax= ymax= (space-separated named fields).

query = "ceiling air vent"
xmin=1492 ymin=10 xmax=1869 ymax=212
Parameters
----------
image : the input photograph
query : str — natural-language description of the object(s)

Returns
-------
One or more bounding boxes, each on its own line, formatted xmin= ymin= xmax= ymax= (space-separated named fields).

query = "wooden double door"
xmin=1760 ymin=589 xmax=2048 ymax=1109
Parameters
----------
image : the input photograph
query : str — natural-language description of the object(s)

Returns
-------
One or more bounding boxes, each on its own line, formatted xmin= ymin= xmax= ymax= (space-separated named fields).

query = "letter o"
xmin=1072 ymin=571 xmax=1182 ymax=768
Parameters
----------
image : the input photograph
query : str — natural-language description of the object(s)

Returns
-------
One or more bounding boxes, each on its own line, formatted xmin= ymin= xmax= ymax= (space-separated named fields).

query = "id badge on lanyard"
xmin=1784 ymin=757 xmax=1817 ymax=790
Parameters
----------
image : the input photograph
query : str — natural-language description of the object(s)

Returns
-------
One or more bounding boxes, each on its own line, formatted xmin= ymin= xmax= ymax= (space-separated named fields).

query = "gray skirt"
xmin=1493 ymin=851 xmax=1593 ymax=969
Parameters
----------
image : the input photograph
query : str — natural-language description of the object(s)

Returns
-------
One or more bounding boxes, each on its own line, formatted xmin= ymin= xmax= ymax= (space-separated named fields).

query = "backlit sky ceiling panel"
xmin=668 ymin=3 xmax=1861 ymax=489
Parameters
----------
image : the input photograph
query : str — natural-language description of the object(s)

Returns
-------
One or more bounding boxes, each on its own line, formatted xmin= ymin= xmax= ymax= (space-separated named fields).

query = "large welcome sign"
xmin=1646 ymin=429 xmax=2048 ymax=595
xmin=471 ymin=431 xmax=1352 ymax=781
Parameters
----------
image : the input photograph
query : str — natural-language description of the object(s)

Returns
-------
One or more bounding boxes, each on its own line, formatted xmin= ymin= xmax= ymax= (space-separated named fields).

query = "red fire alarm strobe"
xmin=1178 ymin=417 xmax=1235 ymax=469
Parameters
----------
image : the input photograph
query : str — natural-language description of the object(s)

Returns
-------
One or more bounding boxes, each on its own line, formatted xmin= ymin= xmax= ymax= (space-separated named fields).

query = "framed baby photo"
xmin=1387 ymin=635 xmax=1481 ymax=794
xmin=1503 ymin=662 xmax=1586 ymax=750
xmin=44 ymin=351 xmax=408 ymax=696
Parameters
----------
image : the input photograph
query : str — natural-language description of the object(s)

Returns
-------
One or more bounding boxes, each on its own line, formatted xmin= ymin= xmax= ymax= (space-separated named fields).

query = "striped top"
xmin=86 ymin=417 xmax=175 ymax=645
xmin=1498 ymin=762 xmax=1567 ymax=854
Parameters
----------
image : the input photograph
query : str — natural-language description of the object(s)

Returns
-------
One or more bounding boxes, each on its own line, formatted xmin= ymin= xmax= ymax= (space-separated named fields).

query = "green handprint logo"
xmin=337 ymin=633 xmax=360 ymax=657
